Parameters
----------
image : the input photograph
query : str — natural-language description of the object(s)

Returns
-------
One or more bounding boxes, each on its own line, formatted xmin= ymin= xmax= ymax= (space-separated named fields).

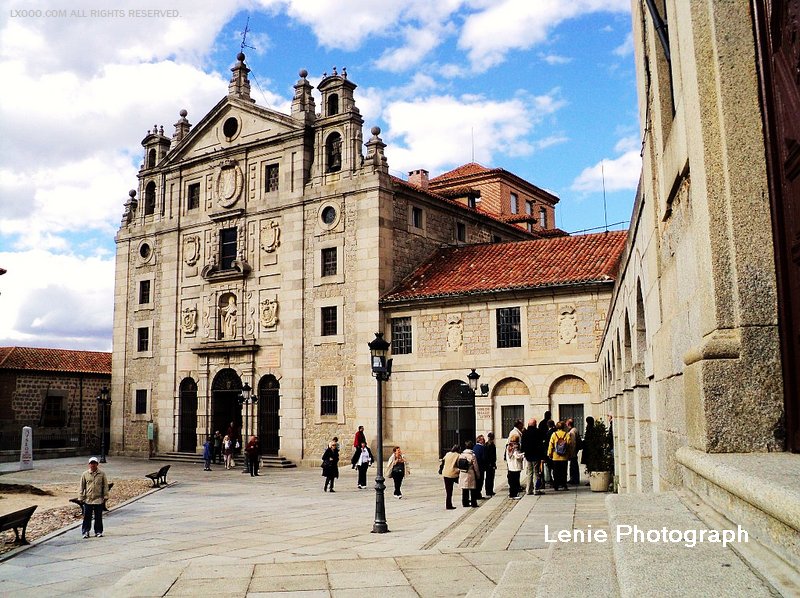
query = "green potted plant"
xmin=583 ymin=419 xmax=613 ymax=492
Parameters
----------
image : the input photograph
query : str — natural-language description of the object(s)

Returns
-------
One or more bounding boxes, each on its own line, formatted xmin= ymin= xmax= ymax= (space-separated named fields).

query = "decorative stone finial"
xmin=299 ymin=68 xmax=308 ymax=78
xmin=342 ymin=67 xmax=347 ymax=79
xmin=371 ymin=126 xmax=381 ymax=137
xmin=129 ymin=189 xmax=137 ymax=198
xmin=237 ymin=52 xmax=246 ymax=62
xmin=179 ymin=109 xmax=188 ymax=118
xmin=332 ymin=66 xmax=338 ymax=76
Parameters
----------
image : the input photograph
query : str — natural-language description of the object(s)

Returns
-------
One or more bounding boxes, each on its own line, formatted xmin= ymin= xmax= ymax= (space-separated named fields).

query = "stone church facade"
xmin=111 ymin=53 xmax=623 ymax=465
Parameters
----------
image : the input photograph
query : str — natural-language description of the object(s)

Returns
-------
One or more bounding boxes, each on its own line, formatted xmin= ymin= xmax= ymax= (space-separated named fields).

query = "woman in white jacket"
xmin=505 ymin=440 xmax=524 ymax=499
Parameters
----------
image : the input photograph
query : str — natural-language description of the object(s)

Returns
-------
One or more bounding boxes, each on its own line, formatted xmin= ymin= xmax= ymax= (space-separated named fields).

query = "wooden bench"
xmin=0 ymin=505 xmax=38 ymax=545
xmin=145 ymin=464 xmax=170 ymax=487
xmin=70 ymin=482 xmax=114 ymax=512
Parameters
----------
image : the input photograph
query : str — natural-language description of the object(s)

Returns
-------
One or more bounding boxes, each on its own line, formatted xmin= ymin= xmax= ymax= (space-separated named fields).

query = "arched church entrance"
xmin=178 ymin=377 xmax=198 ymax=453
xmin=211 ymin=368 xmax=243 ymax=443
xmin=439 ymin=380 xmax=476 ymax=457
xmin=258 ymin=375 xmax=280 ymax=455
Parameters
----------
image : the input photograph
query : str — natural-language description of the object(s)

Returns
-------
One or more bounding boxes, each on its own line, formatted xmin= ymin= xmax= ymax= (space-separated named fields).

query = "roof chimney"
xmin=408 ymin=169 xmax=429 ymax=191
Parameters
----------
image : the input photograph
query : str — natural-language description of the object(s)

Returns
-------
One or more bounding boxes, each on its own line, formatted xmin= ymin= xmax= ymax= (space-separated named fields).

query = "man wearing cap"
xmin=80 ymin=457 xmax=110 ymax=538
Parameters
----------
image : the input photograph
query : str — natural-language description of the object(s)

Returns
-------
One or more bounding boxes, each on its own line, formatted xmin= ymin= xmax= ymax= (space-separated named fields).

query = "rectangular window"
xmin=137 ymin=327 xmax=149 ymax=352
xmin=135 ymin=389 xmax=147 ymax=415
xmin=510 ymin=192 xmax=519 ymax=214
xmin=456 ymin=222 xmax=466 ymax=243
xmin=539 ymin=207 xmax=547 ymax=228
xmin=138 ymin=280 xmax=151 ymax=305
xmin=320 ymin=385 xmax=338 ymax=416
xmin=42 ymin=395 xmax=66 ymax=427
xmin=525 ymin=200 xmax=533 ymax=216
xmin=265 ymin=164 xmax=279 ymax=192
xmin=527 ymin=222 xmax=533 ymax=232
xmin=321 ymin=306 xmax=337 ymax=336
xmin=391 ymin=317 xmax=412 ymax=355
xmin=496 ymin=307 xmax=521 ymax=348
xmin=501 ymin=405 xmax=525 ymax=437
xmin=492 ymin=235 xmax=502 ymax=243
xmin=468 ymin=195 xmax=477 ymax=209
xmin=220 ymin=227 xmax=237 ymax=270
xmin=187 ymin=183 xmax=200 ymax=210
xmin=411 ymin=206 xmax=423 ymax=229
xmin=321 ymin=247 xmax=337 ymax=277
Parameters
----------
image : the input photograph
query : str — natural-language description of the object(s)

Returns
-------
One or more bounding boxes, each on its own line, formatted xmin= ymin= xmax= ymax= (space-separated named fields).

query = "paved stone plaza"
xmin=0 ymin=457 xmax=785 ymax=597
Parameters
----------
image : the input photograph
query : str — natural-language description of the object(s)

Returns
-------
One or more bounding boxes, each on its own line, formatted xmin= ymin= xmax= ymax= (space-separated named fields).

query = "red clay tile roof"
xmin=0 ymin=346 xmax=111 ymax=375
xmin=381 ymin=230 xmax=627 ymax=303
xmin=430 ymin=162 xmax=495 ymax=183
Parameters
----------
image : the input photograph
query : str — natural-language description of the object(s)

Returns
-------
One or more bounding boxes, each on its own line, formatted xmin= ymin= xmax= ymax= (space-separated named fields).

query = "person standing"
xmin=458 ymin=440 xmax=481 ymax=508
xmin=441 ymin=445 xmax=461 ymax=509
xmin=223 ymin=434 xmax=233 ymax=469
xmin=245 ymin=436 xmax=260 ymax=476
xmin=202 ymin=436 xmax=213 ymax=471
xmin=521 ymin=418 xmax=539 ymax=495
xmin=483 ymin=433 xmax=497 ymax=497
xmin=353 ymin=425 xmax=366 ymax=449
xmin=505 ymin=439 xmax=524 ymax=499
xmin=351 ymin=441 xmax=374 ymax=489
xmin=213 ymin=430 xmax=223 ymax=465
xmin=473 ymin=435 xmax=486 ymax=499
xmin=581 ymin=416 xmax=595 ymax=485
xmin=322 ymin=440 xmax=340 ymax=492
xmin=385 ymin=446 xmax=409 ymax=499
xmin=79 ymin=457 xmax=109 ymax=538
xmin=538 ymin=412 xmax=552 ymax=487
xmin=547 ymin=421 xmax=574 ymax=491
xmin=566 ymin=418 xmax=581 ymax=485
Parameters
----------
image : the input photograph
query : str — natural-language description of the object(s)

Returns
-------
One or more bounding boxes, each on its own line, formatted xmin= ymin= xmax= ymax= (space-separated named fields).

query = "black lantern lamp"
xmin=466 ymin=369 xmax=490 ymax=398
xmin=368 ymin=332 xmax=392 ymax=533
xmin=96 ymin=386 xmax=111 ymax=463
xmin=238 ymin=382 xmax=256 ymax=473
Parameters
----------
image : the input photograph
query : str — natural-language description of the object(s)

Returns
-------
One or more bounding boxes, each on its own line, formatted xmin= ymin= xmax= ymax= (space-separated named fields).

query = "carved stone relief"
xmin=184 ymin=235 xmax=201 ymax=266
xmin=215 ymin=159 xmax=244 ymax=208
xmin=559 ymin=305 xmax=577 ymax=345
xmin=260 ymin=298 xmax=279 ymax=328
xmin=245 ymin=290 xmax=256 ymax=336
xmin=201 ymin=295 xmax=213 ymax=339
xmin=219 ymin=293 xmax=237 ymax=339
xmin=181 ymin=306 xmax=198 ymax=334
xmin=261 ymin=220 xmax=281 ymax=253
xmin=447 ymin=313 xmax=463 ymax=352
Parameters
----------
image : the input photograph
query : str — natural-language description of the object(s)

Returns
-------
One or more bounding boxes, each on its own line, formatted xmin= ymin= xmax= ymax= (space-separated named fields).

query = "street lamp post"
xmin=238 ymin=382 xmax=255 ymax=473
xmin=96 ymin=387 xmax=111 ymax=463
xmin=368 ymin=332 xmax=392 ymax=534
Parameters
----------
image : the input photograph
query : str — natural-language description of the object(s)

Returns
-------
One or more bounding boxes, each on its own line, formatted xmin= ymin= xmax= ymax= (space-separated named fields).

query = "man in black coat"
xmin=521 ymin=418 xmax=541 ymax=495
xmin=483 ymin=432 xmax=497 ymax=496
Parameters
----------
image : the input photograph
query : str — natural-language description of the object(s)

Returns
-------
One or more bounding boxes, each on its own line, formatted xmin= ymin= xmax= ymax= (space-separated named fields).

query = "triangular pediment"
xmin=161 ymin=97 xmax=306 ymax=166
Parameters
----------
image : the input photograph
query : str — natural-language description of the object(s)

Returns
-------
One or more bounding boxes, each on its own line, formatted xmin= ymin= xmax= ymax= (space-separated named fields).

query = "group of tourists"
xmin=201 ymin=423 xmax=262 ymax=476
xmin=320 ymin=426 xmax=411 ymax=498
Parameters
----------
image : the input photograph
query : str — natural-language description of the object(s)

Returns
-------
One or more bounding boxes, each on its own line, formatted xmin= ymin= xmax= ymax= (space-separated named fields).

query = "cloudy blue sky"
xmin=0 ymin=0 xmax=639 ymax=351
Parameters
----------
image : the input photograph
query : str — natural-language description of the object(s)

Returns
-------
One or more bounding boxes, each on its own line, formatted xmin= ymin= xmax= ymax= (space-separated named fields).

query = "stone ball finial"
xmin=129 ymin=189 xmax=137 ymax=198
xmin=299 ymin=68 xmax=308 ymax=78
xmin=237 ymin=52 xmax=245 ymax=62
xmin=179 ymin=109 xmax=188 ymax=117
xmin=371 ymin=126 xmax=381 ymax=137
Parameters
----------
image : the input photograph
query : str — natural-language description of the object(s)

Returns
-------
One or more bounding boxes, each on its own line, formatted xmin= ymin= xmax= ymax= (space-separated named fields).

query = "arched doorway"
xmin=549 ymin=375 xmax=591 ymax=436
xmin=211 ymin=368 xmax=242 ymax=444
xmin=258 ymin=375 xmax=280 ymax=455
xmin=178 ymin=378 xmax=198 ymax=452
xmin=439 ymin=380 xmax=475 ymax=457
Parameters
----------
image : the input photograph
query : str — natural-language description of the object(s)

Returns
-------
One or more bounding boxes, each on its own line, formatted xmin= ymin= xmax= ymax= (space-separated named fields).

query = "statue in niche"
xmin=181 ymin=307 xmax=197 ymax=334
xmin=220 ymin=295 xmax=237 ymax=339
xmin=559 ymin=305 xmax=577 ymax=345
xmin=447 ymin=314 xmax=463 ymax=352
xmin=260 ymin=298 xmax=279 ymax=328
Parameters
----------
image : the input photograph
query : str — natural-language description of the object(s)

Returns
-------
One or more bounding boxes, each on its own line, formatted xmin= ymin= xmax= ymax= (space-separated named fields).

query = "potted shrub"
xmin=583 ymin=419 xmax=613 ymax=492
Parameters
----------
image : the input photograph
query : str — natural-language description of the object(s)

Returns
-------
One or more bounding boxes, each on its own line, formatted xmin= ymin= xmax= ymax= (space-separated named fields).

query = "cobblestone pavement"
xmin=0 ymin=458 xmax=606 ymax=597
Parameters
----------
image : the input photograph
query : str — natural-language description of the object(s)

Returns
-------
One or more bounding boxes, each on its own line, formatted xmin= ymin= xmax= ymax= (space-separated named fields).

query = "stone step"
xmin=534 ymin=540 xmax=620 ymax=598
xmin=607 ymin=491 xmax=777 ymax=597
xmin=490 ymin=560 xmax=544 ymax=598
xmin=151 ymin=452 xmax=296 ymax=468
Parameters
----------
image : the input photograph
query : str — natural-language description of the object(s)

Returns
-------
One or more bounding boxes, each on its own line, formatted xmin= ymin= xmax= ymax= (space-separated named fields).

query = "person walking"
xmin=505 ymin=439 xmax=524 ymax=499
xmin=245 ymin=436 xmax=260 ymax=476
xmin=441 ymin=445 xmax=461 ymax=509
xmin=322 ymin=440 xmax=339 ymax=492
xmin=213 ymin=430 xmax=223 ymax=465
xmin=223 ymin=434 xmax=233 ymax=470
xmin=351 ymin=441 xmax=374 ymax=489
xmin=79 ymin=457 xmax=110 ymax=538
xmin=353 ymin=425 xmax=366 ymax=449
xmin=458 ymin=441 xmax=481 ymax=507
xmin=202 ymin=436 xmax=213 ymax=471
xmin=385 ymin=446 xmax=409 ymax=499
xmin=483 ymin=432 xmax=497 ymax=497
xmin=547 ymin=421 xmax=574 ymax=491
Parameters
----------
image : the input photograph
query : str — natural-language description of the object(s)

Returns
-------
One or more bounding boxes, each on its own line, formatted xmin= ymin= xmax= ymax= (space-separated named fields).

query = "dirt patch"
xmin=1 ymin=479 xmax=152 ymax=555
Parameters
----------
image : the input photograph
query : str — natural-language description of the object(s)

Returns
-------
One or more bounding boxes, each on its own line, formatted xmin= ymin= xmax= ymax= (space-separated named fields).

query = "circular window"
xmin=321 ymin=206 xmax=337 ymax=224
xmin=139 ymin=243 xmax=151 ymax=259
xmin=222 ymin=117 xmax=239 ymax=138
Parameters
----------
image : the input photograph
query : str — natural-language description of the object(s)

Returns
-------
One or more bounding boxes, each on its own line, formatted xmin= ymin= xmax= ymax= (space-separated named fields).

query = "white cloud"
xmin=540 ymin=53 xmax=572 ymax=65
xmin=459 ymin=0 xmax=630 ymax=70
xmin=571 ymin=135 xmax=641 ymax=193
xmin=374 ymin=25 xmax=446 ymax=72
xmin=382 ymin=89 xmax=564 ymax=175
xmin=614 ymin=32 xmax=634 ymax=57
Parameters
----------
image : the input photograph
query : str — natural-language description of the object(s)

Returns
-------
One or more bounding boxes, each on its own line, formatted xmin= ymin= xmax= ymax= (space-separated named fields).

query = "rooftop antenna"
xmin=601 ymin=159 xmax=609 ymax=232
xmin=240 ymin=16 xmax=255 ymax=54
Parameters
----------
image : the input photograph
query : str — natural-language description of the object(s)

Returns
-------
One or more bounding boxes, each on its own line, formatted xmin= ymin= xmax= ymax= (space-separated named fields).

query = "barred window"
xmin=501 ymin=405 xmax=524 ymax=436
xmin=391 ymin=317 xmax=412 ymax=354
xmin=320 ymin=385 xmax=337 ymax=416
xmin=496 ymin=307 xmax=521 ymax=348
xmin=321 ymin=306 xmax=337 ymax=336
xmin=265 ymin=164 xmax=279 ymax=192
xmin=321 ymin=247 xmax=337 ymax=277
xmin=137 ymin=327 xmax=149 ymax=352
xmin=135 ymin=389 xmax=147 ymax=414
